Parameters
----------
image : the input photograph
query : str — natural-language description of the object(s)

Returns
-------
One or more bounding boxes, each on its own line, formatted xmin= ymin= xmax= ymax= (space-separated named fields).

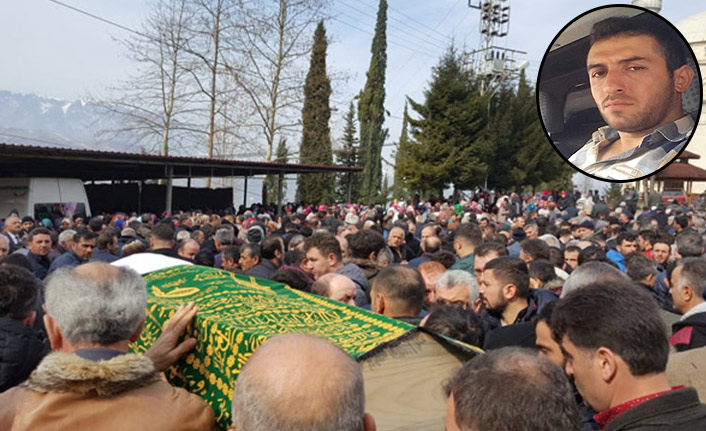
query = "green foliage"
xmin=296 ymin=21 xmax=334 ymax=204
xmin=398 ymin=45 xmax=488 ymax=197
xmin=265 ymin=138 xmax=289 ymax=205
xmin=392 ymin=103 xmax=410 ymax=199
xmin=357 ymin=0 xmax=388 ymax=203
xmin=335 ymin=102 xmax=359 ymax=202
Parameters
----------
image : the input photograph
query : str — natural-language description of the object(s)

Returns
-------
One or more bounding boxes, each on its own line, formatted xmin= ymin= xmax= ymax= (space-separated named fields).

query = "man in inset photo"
xmin=569 ymin=15 xmax=696 ymax=180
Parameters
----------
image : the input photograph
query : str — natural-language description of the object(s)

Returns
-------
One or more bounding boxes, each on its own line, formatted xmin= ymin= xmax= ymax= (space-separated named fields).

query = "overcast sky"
xmin=0 ymin=0 xmax=703 ymax=196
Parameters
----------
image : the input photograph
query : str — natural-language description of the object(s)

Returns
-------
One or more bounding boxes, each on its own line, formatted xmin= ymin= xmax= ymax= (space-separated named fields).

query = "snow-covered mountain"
xmin=0 ymin=90 xmax=130 ymax=151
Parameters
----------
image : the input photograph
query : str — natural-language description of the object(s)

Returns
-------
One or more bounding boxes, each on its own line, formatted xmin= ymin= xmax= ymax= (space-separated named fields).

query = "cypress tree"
xmin=335 ymin=102 xmax=359 ymax=202
xmin=296 ymin=21 xmax=333 ymax=204
xmin=357 ymin=0 xmax=388 ymax=203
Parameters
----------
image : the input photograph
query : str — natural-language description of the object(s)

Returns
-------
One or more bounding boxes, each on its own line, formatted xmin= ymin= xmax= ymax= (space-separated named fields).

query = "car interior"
xmin=537 ymin=6 xmax=702 ymax=160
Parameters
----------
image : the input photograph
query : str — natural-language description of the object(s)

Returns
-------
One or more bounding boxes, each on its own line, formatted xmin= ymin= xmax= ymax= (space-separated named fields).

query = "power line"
xmin=331 ymin=16 xmax=437 ymax=59
xmin=356 ymin=0 xmax=451 ymax=43
xmin=337 ymin=0 xmax=447 ymax=51
xmin=46 ymin=0 xmax=148 ymax=38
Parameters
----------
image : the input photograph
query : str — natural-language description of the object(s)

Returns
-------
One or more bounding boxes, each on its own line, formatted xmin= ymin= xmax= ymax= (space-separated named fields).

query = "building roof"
xmin=0 ymin=143 xmax=360 ymax=181
xmin=655 ymin=161 xmax=706 ymax=181
xmin=678 ymin=150 xmax=701 ymax=160
xmin=677 ymin=10 xmax=706 ymax=44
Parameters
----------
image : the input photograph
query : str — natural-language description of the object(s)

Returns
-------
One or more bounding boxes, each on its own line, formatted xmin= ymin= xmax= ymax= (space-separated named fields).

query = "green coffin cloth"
xmin=132 ymin=265 xmax=413 ymax=430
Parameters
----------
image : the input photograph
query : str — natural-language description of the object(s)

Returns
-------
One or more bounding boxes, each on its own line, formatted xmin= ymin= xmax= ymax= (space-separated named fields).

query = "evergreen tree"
xmin=265 ymin=138 xmax=289 ymax=205
xmin=357 ymin=0 xmax=388 ymax=203
xmin=296 ymin=21 xmax=333 ymax=204
xmin=392 ymin=102 xmax=410 ymax=199
xmin=335 ymin=102 xmax=359 ymax=202
xmin=399 ymin=45 xmax=487 ymax=197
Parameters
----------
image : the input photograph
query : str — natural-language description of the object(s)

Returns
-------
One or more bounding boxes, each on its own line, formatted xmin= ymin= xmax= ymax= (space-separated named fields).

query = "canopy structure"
xmin=0 ymin=143 xmax=361 ymax=211
xmin=655 ymin=150 xmax=706 ymax=195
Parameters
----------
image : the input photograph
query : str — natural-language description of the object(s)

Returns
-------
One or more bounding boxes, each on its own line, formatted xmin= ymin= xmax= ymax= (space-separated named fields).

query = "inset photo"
xmin=537 ymin=5 xmax=703 ymax=182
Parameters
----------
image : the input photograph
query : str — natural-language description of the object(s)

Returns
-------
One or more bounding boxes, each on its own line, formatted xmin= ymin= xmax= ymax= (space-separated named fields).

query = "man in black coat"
xmin=669 ymin=258 xmax=706 ymax=352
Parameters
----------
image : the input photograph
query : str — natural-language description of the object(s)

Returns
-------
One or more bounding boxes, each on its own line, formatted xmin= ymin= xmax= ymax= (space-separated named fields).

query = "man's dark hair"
xmin=474 ymin=242 xmax=508 ymax=258
xmin=528 ymin=259 xmax=557 ymax=284
xmin=484 ymin=233 xmax=508 ymax=246
xmin=625 ymin=253 xmax=657 ymax=282
xmin=565 ymin=245 xmax=581 ymax=254
xmin=675 ymin=215 xmax=690 ymax=230
xmin=271 ymin=269 xmax=312 ymax=293
xmin=578 ymin=245 xmax=608 ymax=266
xmin=193 ymin=249 xmax=215 ymax=267
xmin=261 ymin=236 xmax=283 ymax=260
xmin=283 ymin=249 xmax=306 ymax=266
xmin=676 ymin=233 xmax=703 ymax=257
xmin=222 ymin=245 xmax=240 ymax=263
xmin=88 ymin=217 xmax=104 ymax=233
xmin=654 ymin=233 xmax=674 ymax=247
xmin=96 ymin=231 xmax=117 ymax=250
xmin=638 ymin=229 xmax=656 ymax=246
xmin=347 ymin=230 xmax=386 ymax=260
xmin=151 ymin=222 xmax=175 ymax=242
xmin=548 ymin=247 xmax=564 ymax=269
xmin=536 ymin=300 xmax=556 ymax=325
xmin=240 ymin=243 xmax=261 ymax=260
xmin=0 ymin=264 xmax=40 ymax=320
xmin=454 ymin=223 xmax=483 ymax=248
xmin=520 ymin=238 xmax=550 ymax=261
xmin=371 ymin=266 xmax=425 ymax=316
xmin=303 ymin=232 xmax=342 ymax=262
xmin=484 ymin=256 xmax=530 ymax=299
xmin=429 ymin=250 xmax=457 ymax=269
xmin=445 ymin=347 xmax=579 ymax=431
xmin=552 ymin=280 xmax=669 ymax=375
xmin=73 ymin=228 xmax=98 ymax=243
xmin=590 ymin=16 xmax=687 ymax=73
xmin=616 ymin=232 xmax=637 ymax=247
xmin=28 ymin=227 xmax=52 ymax=242
xmin=424 ymin=305 xmax=484 ymax=347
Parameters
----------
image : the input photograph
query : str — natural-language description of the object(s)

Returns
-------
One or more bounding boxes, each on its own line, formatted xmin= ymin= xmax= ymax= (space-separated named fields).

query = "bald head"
xmin=312 ymin=273 xmax=357 ymax=306
xmin=232 ymin=333 xmax=372 ymax=431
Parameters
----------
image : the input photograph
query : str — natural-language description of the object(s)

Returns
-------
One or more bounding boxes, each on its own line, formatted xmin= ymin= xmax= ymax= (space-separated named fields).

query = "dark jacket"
xmin=671 ymin=312 xmax=706 ymax=352
xmin=90 ymin=249 xmax=119 ymax=263
xmin=604 ymin=387 xmax=706 ymax=431
xmin=0 ymin=317 xmax=50 ymax=392
xmin=47 ymin=250 xmax=83 ymax=276
xmin=337 ymin=263 xmax=370 ymax=306
xmin=244 ymin=259 xmax=279 ymax=280
xmin=25 ymin=252 xmax=51 ymax=280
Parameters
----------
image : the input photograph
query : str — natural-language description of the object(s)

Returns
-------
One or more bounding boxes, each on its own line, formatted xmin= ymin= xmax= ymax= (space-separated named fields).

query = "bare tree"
xmin=226 ymin=0 xmax=329 ymax=166
xmin=100 ymin=0 xmax=200 ymax=156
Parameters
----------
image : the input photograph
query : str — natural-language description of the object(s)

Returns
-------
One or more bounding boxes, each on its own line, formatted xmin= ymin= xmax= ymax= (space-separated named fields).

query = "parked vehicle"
xmin=0 ymin=177 xmax=91 ymax=220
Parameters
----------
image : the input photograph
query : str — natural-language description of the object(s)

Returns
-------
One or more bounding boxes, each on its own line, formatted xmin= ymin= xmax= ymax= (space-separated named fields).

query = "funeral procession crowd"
xmin=1 ymin=187 xmax=706 ymax=431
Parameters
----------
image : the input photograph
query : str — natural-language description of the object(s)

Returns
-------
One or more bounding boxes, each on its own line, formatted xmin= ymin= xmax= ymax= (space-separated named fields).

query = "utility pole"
xmin=467 ymin=0 xmax=528 ymax=96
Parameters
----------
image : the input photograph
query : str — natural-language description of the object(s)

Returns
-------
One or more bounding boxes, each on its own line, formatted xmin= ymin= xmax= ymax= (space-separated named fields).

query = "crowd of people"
xmin=1 ymin=186 xmax=706 ymax=430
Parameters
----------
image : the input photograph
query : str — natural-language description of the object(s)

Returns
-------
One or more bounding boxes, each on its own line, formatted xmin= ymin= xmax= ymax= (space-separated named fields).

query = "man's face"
xmin=0 ymin=239 xmax=9 ymax=257
xmin=305 ymin=247 xmax=332 ymax=279
xmin=238 ymin=249 xmax=258 ymax=271
xmin=653 ymin=242 xmax=670 ymax=265
xmin=564 ymin=250 xmax=579 ymax=270
xmin=328 ymin=277 xmax=357 ymax=306
xmin=29 ymin=234 xmax=52 ymax=256
xmin=617 ymin=239 xmax=637 ymax=257
xmin=669 ymin=265 xmax=687 ymax=314
xmin=474 ymin=252 xmax=499 ymax=280
xmin=524 ymin=225 xmax=538 ymax=239
xmin=73 ymin=238 xmax=96 ymax=261
xmin=536 ymin=320 xmax=564 ymax=368
xmin=421 ymin=226 xmax=436 ymax=242
xmin=388 ymin=229 xmax=405 ymax=248
xmin=22 ymin=221 xmax=34 ymax=232
xmin=478 ymin=269 xmax=507 ymax=313
xmin=223 ymin=257 xmax=238 ymax=271
xmin=420 ymin=270 xmax=442 ymax=307
xmin=179 ymin=242 xmax=200 ymax=260
xmin=619 ymin=213 xmax=629 ymax=224
xmin=561 ymin=336 xmax=606 ymax=412
xmin=588 ymin=34 xmax=681 ymax=137
xmin=637 ymin=235 xmax=649 ymax=251
xmin=578 ymin=228 xmax=594 ymax=240
xmin=436 ymin=285 xmax=471 ymax=309
xmin=6 ymin=217 xmax=22 ymax=234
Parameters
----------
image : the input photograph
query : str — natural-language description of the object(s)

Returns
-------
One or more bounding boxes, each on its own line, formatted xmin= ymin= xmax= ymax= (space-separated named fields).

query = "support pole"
xmin=243 ymin=175 xmax=249 ymax=208
xmin=165 ymin=165 xmax=174 ymax=215
xmin=277 ymin=172 xmax=284 ymax=216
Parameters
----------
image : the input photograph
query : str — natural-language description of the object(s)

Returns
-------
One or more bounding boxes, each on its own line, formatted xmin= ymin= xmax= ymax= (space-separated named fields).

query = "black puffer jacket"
xmin=0 ymin=317 xmax=50 ymax=392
